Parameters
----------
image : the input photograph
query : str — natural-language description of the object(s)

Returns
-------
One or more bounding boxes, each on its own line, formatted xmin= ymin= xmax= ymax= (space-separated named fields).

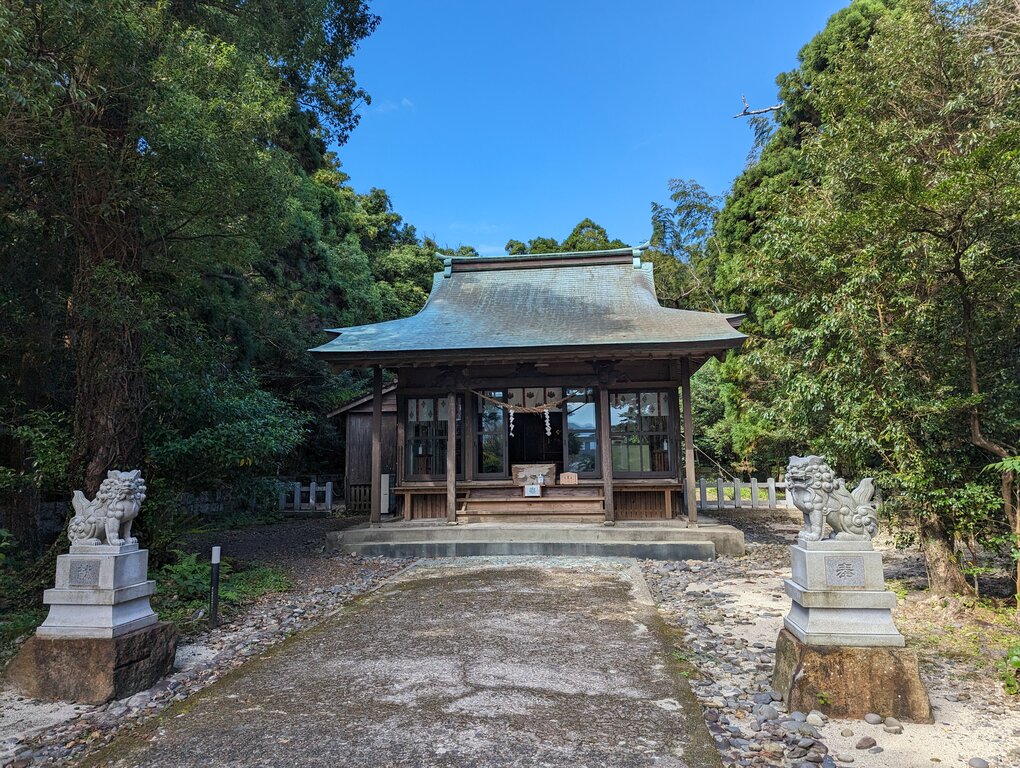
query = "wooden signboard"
xmin=559 ymin=472 xmax=579 ymax=486
xmin=512 ymin=463 xmax=557 ymax=486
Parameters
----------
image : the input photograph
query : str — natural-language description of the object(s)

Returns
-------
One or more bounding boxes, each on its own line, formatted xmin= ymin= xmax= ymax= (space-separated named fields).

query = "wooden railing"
xmin=688 ymin=477 xmax=792 ymax=511
xmin=346 ymin=484 xmax=371 ymax=513
xmin=278 ymin=481 xmax=336 ymax=512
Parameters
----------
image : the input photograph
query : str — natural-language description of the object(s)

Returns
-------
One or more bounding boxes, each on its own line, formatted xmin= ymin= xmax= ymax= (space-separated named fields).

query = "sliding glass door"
xmin=475 ymin=390 xmax=507 ymax=477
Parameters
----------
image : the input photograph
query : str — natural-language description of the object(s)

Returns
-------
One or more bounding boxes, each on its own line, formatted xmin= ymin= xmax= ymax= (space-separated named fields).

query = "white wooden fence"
xmin=689 ymin=477 xmax=792 ymax=511
xmin=278 ymin=481 xmax=336 ymax=512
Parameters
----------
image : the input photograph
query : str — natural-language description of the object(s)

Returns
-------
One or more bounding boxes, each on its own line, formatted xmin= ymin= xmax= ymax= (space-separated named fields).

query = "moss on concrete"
xmin=86 ymin=561 xmax=720 ymax=767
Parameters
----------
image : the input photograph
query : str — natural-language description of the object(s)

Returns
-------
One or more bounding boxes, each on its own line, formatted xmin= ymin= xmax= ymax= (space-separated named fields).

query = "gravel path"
xmin=642 ymin=511 xmax=1020 ymax=768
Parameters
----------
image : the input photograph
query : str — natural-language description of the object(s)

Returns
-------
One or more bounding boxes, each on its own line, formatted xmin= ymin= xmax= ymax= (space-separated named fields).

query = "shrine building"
xmin=311 ymin=245 xmax=747 ymax=558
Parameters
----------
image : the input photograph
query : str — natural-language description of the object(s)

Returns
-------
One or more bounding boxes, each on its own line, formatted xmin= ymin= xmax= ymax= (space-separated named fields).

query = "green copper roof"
xmin=311 ymin=250 xmax=745 ymax=367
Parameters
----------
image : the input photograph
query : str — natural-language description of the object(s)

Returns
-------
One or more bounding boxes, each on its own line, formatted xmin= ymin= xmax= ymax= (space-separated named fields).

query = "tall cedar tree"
xmin=1 ymin=0 xmax=378 ymax=494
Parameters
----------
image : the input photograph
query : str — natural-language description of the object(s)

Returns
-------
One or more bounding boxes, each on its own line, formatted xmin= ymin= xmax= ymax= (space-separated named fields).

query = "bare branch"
xmin=734 ymin=94 xmax=783 ymax=118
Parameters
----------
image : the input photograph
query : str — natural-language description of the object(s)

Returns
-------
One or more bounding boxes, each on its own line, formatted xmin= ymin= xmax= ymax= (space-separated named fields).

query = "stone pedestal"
xmin=772 ymin=628 xmax=932 ymax=722
xmin=37 ymin=543 xmax=158 ymax=639
xmin=775 ymin=537 xmax=931 ymax=721
xmin=784 ymin=539 xmax=903 ymax=647
xmin=6 ymin=622 xmax=177 ymax=704
xmin=7 ymin=542 xmax=176 ymax=703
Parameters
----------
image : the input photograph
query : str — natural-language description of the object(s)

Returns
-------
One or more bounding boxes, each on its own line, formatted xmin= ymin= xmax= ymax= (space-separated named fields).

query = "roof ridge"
xmin=448 ymin=244 xmax=646 ymax=262
xmin=443 ymin=244 xmax=652 ymax=275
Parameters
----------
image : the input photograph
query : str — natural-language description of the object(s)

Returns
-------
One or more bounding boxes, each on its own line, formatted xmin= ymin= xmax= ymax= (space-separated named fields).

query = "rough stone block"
xmin=772 ymin=628 xmax=932 ymax=723
xmin=325 ymin=530 xmax=344 ymax=554
xmin=5 ymin=621 xmax=177 ymax=704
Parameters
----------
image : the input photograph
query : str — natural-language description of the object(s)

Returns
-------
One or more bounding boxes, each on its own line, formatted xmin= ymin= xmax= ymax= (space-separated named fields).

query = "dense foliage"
xmin=504 ymin=218 xmax=628 ymax=255
xmin=707 ymin=0 xmax=1020 ymax=597
xmin=0 ymin=0 xmax=441 ymax=555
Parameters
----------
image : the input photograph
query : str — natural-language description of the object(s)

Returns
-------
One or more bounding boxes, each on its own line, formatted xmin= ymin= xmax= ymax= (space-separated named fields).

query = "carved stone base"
xmin=5 ymin=622 xmax=177 ymax=704
xmin=784 ymin=540 xmax=904 ymax=647
xmin=772 ymin=628 xmax=932 ymax=723
xmin=37 ymin=544 xmax=157 ymax=639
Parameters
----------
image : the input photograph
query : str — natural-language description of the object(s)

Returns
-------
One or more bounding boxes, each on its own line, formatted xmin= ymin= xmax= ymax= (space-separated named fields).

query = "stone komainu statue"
xmin=786 ymin=455 xmax=878 ymax=541
xmin=68 ymin=469 xmax=146 ymax=547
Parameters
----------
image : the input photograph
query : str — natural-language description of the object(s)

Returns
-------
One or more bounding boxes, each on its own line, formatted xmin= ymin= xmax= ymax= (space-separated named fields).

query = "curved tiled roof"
xmin=311 ymin=249 xmax=745 ymax=367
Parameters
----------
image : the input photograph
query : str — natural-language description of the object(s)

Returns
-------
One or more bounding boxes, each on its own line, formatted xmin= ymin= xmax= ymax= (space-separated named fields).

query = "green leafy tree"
xmin=0 ymin=0 xmax=379 ymax=494
xmin=561 ymin=219 xmax=627 ymax=252
xmin=503 ymin=219 xmax=627 ymax=255
xmin=647 ymin=179 xmax=723 ymax=312
xmin=716 ymin=0 xmax=1020 ymax=595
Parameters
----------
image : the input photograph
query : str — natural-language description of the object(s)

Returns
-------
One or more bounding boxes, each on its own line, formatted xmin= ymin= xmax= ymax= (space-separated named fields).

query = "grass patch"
xmin=897 ymin=593 xmax=1020 ymax=690
xmin=0 ymin=535 xmax=58 ymax=663
xmin=0 ymin=606 xmax=45 ymax=664
xmin=194 ymin=507 xmax=286 ymax=533
xmin=886 ymin=578 xmax=910 ymax=599
xmin=152 ymin=554 xmax=291 ymax=633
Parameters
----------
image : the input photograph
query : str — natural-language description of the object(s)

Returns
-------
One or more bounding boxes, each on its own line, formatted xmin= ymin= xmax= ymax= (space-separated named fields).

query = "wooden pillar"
xmin=669 ymin=384 xmax=684 ymax=519
xmin=446 ymin=391 xmax=457 ymax=523
xmin=598 ymin=386 xmax=615 ymax=524
xmin=395 ymin=394 xmax=406 ymax=486
xmin=370 ymin=365 xmax=383 ymax=526
xmin=680 ymin=357 xmax=697 ymax=528
xmin=463 ymin=388 xmax=476 ymax=481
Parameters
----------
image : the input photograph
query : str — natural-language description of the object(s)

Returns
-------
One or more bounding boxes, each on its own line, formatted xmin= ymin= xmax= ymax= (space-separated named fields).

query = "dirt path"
xmin=182 ymin=516 xmax=365 ymax=588
xmin=83 ymin=558 xmax=720 ymax=768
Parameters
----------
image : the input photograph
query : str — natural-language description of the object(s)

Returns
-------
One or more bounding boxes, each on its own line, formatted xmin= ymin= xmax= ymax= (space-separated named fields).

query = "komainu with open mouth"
xmin=68 ymin=469 xmax=147 ymax=547
xmin=786 ymin=455 xmax=878 ymax=541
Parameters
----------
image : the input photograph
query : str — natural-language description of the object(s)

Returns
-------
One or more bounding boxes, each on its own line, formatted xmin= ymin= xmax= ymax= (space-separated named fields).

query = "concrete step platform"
xmin=328 ymin=521 xmax=744 ymax=561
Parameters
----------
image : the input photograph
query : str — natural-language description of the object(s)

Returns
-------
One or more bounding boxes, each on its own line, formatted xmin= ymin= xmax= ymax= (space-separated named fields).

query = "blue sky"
xmin=336 ymin=1 xmax=848 ymax=255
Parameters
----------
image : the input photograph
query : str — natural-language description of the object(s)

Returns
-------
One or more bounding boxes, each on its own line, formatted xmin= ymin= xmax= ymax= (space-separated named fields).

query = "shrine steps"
xmin=457 ymin=496 xmax=605 ymax=524
xmin=328 ymin=520 xmax=744 ymax=561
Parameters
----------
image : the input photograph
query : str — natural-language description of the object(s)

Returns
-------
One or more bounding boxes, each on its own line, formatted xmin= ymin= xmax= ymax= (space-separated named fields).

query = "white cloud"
xmin=373 ymin=97 xmax=416 ymax=114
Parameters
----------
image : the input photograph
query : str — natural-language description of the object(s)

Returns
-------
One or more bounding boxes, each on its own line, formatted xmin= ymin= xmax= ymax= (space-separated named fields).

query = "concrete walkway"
xmin=85 ymin=558 xmax=719 ymax=768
